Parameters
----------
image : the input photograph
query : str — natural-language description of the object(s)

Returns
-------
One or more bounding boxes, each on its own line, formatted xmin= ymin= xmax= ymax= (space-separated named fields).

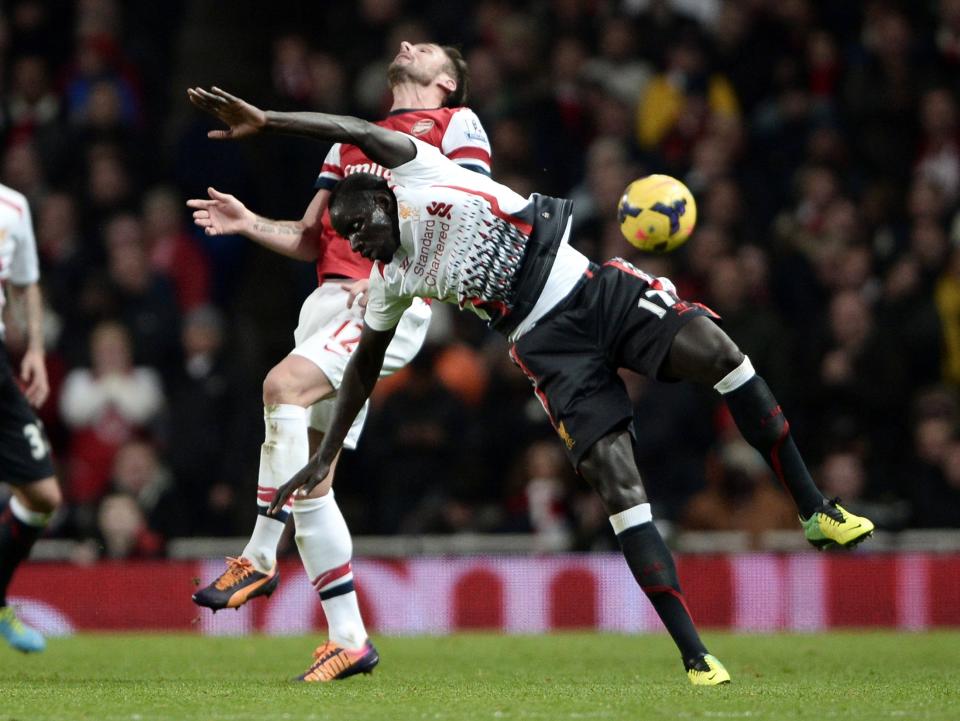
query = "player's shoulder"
xmin=379 ymin=107 xmax=483 ymax=138
xmin=0 ymin=183 xmax=28 ymax=217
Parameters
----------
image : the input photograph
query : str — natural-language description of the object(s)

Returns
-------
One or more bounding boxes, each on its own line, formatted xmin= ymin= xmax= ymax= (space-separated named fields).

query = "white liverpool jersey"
xmin=365 ymin=137 xmax=589 ymax=339
xmin=0 ymin=183 xmax=39 ymax=340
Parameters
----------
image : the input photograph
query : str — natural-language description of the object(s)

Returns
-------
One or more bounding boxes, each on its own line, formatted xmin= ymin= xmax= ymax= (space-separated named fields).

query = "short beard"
xmin=387 ymin=62 xmax=432 ymax=89
xmin=387 ymin=62 xmax=407 ymax=88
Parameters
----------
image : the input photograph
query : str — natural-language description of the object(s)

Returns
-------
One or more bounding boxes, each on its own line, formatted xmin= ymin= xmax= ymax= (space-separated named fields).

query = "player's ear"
xmin=436 ymin=72 xmax=456 ymax=97
xmin=373 ymin=190 xmax=396 ymax=214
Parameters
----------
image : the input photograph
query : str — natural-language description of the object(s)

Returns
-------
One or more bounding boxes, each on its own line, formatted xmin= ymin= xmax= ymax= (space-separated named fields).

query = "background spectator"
xmin=4 ymin=0 xmax=960 ymax=547
xmin=59 ymin=320 xmax=164 ymax=529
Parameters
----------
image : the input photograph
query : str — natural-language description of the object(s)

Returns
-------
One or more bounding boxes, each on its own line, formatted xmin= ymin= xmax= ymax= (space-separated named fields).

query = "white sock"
xmin=242 ymin=403 xmax=308 ymax=572
xmin=294 ymin=491 xmax=368 ymax=649
xmin=608 ymin=502 xmax=653 ymax=535
xmin=10 ymin=496 xmax=52 ymax=527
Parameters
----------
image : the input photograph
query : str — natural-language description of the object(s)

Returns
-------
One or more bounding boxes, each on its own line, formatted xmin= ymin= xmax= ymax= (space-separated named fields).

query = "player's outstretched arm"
xmin=187 ymin=86 xmax=416 ymax=168
xmin=268 ymin=323 xmax=395 ymax=514
xmin=186 ymin=186 xmax=321 ymax=261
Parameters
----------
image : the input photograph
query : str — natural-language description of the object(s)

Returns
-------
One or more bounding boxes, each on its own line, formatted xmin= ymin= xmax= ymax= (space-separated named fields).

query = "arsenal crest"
xmin=411 ymin=119 xmax=435 ymax=136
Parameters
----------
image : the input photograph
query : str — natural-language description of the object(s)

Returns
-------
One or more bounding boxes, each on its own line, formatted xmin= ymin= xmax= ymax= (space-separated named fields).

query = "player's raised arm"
xmin=267 ymin=322 xmax=395 ymax=514
xmin=187 ymin=86 xmax=416 ymax=168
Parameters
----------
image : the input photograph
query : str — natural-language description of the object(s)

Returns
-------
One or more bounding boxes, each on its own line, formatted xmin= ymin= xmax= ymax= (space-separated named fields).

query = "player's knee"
xmin=263 ymin=359 xmax=332 ymax=407
xmin=704 ymin=333 xmax=744 ymax=387
xmin=262 ymin=367 xmax=303 ymax=406
xmin=20 ymin=478 xmax=61 ymax=515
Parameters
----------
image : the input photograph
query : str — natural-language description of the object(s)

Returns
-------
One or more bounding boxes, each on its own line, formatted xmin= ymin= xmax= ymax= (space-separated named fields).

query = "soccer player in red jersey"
xmin=187 ymin=43 xmax=491 ymax=681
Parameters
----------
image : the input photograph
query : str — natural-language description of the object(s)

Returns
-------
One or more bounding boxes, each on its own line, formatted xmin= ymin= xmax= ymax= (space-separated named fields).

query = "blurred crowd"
xmin=3 ymin=0 xmax=960 ymax=559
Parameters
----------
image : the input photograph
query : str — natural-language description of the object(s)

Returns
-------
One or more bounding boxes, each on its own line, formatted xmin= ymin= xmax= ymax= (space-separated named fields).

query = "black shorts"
xmin=510 ymin=258 xmax=720 ymax=468
xmin=0 ymin=341 xmax=55 ymax=486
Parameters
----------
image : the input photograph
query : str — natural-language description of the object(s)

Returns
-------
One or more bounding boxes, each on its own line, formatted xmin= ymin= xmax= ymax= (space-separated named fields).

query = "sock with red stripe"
xmin=611 ymin=505 xmax=708 ymax=666
xmin=242 ymin=404 xmax=308 ymax=573
xmin=716 ymin=357 xmax=825 ymax=519
xmin=0 ymin=497 xmax=50 ymax=607
xmin=294 ymin=491 xmax=367 ymax=649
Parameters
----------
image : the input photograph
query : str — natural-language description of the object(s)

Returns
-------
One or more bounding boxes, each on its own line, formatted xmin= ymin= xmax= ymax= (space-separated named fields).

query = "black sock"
xmin=617 ymin=521 xmax=707 ymax=666
xmin=0 ymin=500 xmax=45 ymax=607
xmin=722 ymin=375 xmax=825 ymax=519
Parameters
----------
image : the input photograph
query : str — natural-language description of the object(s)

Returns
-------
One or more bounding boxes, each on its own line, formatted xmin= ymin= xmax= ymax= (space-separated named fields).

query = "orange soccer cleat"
xmin=296 ymin=640 xmax=380 ymax=682
xmin=191 ymin=556 xmax=280 ymax=611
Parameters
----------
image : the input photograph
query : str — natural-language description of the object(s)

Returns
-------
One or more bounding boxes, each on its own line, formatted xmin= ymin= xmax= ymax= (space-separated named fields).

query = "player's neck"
xmin=389 ymin=82 xmax=446 ymax=111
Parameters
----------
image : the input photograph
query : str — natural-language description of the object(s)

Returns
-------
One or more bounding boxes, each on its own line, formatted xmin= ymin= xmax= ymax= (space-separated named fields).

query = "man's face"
xmin=388 ymin=41 xmax=451 ymax=87
xmin=330 ymin=190 xmax=400 ymax=263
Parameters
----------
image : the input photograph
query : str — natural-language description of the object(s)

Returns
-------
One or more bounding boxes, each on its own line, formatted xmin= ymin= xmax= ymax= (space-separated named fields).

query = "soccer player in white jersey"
xmin=0 ymin=183 xmax=62 ymax=653
xmin=187 ymin=44 xmax=491 ymax=681
xmin=188 ymin=87 xmax=874 ymax=686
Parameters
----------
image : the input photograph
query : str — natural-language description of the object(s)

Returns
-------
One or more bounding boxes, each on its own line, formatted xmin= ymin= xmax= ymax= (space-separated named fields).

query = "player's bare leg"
xmin=578 ymin=431 xmax=729 ymax=685
xmin=664 ymin=317 xmax=874 ymax=549
xmin=0 ymin=476 xmax=61 ymax=653
xmin=193 ymin=355 xmax=333 ymax=611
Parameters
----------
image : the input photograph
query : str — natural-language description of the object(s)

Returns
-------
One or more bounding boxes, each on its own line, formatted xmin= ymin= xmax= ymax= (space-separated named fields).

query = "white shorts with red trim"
xmin=290 ymin=282 xmax=431 ymax=448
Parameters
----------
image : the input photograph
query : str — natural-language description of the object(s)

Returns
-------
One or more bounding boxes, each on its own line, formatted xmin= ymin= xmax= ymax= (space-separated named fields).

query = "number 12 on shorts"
xmin=324 ymin=320 xmax=363 ymax=355
xmin=637 ymin=288 xmax=676 ymax=318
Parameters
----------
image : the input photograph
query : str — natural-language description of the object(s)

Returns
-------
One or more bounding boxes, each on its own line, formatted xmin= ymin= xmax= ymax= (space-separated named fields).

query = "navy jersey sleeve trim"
xmin=458 ymin=163 xmax=491 ymax=176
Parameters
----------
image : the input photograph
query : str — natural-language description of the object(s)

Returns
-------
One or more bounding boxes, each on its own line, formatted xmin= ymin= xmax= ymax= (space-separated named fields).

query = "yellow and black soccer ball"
xmin=617 ymin=175 xmax=697 ymax=253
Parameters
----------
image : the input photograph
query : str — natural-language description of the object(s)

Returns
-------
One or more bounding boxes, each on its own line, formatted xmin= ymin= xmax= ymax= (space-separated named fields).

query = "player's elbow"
xmin=343 ymin=117 xmax=379 ymax=147
xmin=296 ymin=227 xmax=322 ymax=261
xmin=5 ymin=282 xmax=30 ymax=301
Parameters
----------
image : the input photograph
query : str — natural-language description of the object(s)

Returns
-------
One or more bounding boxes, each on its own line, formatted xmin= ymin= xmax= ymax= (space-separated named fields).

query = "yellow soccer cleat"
xmin=686 ymin=654 xmax=731 ymax=686
xmin=802 ymin=498 xmax=875 ymax=550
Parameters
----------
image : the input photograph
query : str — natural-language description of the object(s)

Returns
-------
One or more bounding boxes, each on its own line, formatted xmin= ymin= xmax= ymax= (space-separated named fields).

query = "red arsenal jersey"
xmin=312 ymin=106 xmax=492 ymax=282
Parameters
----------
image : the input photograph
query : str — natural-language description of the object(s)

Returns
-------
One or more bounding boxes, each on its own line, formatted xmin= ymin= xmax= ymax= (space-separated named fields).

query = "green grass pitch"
xmin=1 ymin=631 xmax=957 ymax=721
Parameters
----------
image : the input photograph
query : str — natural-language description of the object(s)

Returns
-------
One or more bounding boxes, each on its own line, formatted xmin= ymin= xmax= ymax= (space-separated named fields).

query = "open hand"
xmin=187 ymin=86 xmax=266 ymax=140
xmin=187 ymin=187 xmax=250 ymax=236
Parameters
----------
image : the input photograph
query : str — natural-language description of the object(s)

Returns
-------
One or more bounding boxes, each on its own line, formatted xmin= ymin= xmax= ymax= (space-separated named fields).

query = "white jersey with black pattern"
xmin=364 ymin=137 xmax=588 ymax=339
xmin=0 ymin=183 xmax=39 ymax=339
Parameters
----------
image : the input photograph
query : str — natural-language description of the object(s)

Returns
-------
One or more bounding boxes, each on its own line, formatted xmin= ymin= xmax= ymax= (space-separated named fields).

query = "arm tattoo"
xmin=253 ymin=221 xmax=299 ymax=236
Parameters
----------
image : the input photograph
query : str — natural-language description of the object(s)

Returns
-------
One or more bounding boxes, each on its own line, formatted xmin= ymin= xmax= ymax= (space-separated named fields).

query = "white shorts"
xmin=290 ymin=282 xmax=431 ymax=448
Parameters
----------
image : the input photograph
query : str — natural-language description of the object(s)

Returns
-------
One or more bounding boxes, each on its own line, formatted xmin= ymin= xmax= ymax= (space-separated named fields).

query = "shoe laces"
xmin=214 ymin=557 xmax=256 ymax=590
xmin=304 ymin=641 xmax=349 ymax=680
xmin=819 ymin=497 xmax=846 ymax=526
xmin=311 ymin=641 xmax=343 ymax=663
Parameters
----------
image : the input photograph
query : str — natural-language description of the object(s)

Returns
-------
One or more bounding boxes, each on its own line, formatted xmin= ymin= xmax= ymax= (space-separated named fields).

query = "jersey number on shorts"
xmin=637 ymin=288 xmax=676 ymax=319
xmin=324 ymin=320 xmax=363 ymax=355
xmin=22 ymin=422 xmax=48 ymax=460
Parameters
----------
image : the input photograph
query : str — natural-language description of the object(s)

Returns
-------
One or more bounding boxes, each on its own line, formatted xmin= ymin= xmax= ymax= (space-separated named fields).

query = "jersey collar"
xmin=388 ymin=107 xmax=443 ymax=116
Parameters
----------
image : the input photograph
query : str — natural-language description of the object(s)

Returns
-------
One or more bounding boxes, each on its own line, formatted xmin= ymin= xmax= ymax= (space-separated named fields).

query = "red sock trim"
xmin=642 ymin=584 xmax=693 ymax=617
xmin=312 ymin=561 xmax=352 ymax=592
xmin=769 ymin=418 xmax=791 ymax=493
